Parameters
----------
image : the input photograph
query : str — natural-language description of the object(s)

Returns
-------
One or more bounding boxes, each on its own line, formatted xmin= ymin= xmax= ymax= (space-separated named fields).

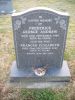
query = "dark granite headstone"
xmin=0 ymin=0 xmax=13 ymax=14
xmin=10 ymin=7 xmax=71 ymax=85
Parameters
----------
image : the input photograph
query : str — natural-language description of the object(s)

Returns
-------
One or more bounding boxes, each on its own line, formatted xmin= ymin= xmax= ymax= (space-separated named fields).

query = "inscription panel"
xmin=12 ymin=8 xmax=69 ymax=69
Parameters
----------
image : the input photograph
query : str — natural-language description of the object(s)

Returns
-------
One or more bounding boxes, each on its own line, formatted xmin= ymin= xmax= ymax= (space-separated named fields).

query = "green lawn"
xmin=0 ymin=0 xmax=75 ymax=100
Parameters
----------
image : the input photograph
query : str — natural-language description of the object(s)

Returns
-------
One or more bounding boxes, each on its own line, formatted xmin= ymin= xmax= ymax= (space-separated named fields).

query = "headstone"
xmin=10 ymin=7 xmax=71 ymax=86
xmin=0 ymin=0 xmax=14 ymax=14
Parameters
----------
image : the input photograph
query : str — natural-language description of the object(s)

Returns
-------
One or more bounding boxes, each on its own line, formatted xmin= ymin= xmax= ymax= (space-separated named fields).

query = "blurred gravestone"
xmin=10 ymin=7 xmax=71 ymax=87
xmin=0 ymin=0 xmax=14 ymax=14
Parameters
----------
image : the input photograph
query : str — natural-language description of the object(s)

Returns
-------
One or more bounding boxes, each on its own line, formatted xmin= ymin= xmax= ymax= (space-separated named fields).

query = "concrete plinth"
xmin=9 ymin=60 xmax=71 ymax=88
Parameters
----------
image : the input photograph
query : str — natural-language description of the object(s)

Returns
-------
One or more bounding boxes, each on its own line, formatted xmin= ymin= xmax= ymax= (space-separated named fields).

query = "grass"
xmin=20 ymin=89 xmax=66 ymax=100
xmin=13 ymin=0 xmax=59 ymax=11
xmin=0 ymin=0 xmax=75 ymax=100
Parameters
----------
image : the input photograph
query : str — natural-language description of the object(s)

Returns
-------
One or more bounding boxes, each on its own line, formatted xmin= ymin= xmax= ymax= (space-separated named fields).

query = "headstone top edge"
xmin=12 ymin=7 xmax=69 ymax=17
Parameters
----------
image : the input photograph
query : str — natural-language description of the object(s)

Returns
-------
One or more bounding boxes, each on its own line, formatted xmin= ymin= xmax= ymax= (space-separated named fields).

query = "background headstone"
xmin=10 ymin=7 xmax=71 ymax=84
xmin=0 ymin=0 xmax=13 ymax=14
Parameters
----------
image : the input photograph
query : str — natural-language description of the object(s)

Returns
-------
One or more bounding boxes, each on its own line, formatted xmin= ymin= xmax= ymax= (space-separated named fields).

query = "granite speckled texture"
xmin=10 ymin=8 xmax=71 ymax=88
xmin=10 ymin=60 xmax=71 ymax=83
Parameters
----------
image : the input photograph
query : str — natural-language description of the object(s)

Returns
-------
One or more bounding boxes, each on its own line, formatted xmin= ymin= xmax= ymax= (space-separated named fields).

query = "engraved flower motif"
xmin=54 ymin=16 xmax=60 ymax=24
xmin=54 ymin=17 xmax=66 ymax=30
xmin=59 ymin=19 xmax=66 ymax=30
xmin=14 ymin=20 xmax=21 ymax=30
xmin=20 ymin=17 xmax=27 ymax=24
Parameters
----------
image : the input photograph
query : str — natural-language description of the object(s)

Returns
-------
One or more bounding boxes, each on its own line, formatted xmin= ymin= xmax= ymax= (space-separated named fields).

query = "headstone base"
xmin=8 ymin=81 xmax=70 ymax=88
xmin=9 ymin=60 xmax=71 ymax=88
